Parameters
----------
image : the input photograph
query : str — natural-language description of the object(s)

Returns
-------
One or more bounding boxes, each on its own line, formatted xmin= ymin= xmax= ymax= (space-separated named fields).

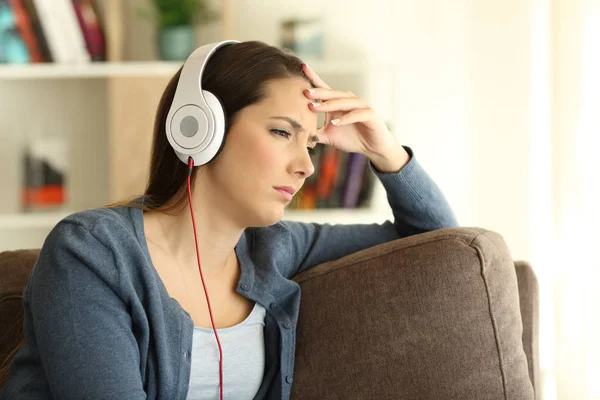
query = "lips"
xmin=274 ymin=186 xmax=295 ymax=202
xmin=273 ymin=186 xmax=296 ymax=195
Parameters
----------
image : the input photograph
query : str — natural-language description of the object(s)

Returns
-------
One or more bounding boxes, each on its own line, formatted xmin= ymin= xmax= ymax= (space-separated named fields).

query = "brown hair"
xmin=0 ymin=41 xmax=311 ymax=390
xmin=106 ymin=40 xmax=312 ymax=215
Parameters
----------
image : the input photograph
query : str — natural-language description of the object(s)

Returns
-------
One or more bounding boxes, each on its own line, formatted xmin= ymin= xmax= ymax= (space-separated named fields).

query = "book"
xmin=72 ymin=0 xmax=105 ymax=61
xmin=341 ymin=152 xmax=369 ymax=208
xmin=7 ymin=0 xmax=43 ymax=62
xmin=22 ymin=137 xmax=69 ymax=212
xmin=0 ymin=1 xmax=30 ymax=63
xmin=2 ymin=0 xmax=104 ymax=63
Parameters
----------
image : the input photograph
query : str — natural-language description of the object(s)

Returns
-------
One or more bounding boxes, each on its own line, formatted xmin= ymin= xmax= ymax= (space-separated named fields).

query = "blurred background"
xmin=0 ymin=0 xmax=599 ymax=399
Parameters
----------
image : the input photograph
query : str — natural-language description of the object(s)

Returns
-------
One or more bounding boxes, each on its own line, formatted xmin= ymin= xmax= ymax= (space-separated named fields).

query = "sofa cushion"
xmin=291 ymin=227 xmax=534 ymax=400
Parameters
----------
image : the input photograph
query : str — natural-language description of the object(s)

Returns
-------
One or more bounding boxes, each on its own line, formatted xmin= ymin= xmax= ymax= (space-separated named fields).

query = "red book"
xmin=315 ymin=147 xmax=340 ymax=207
xmin=72 ymin=0 xmax=105 ymax=61
xmin=7 ymin=0 xmax=44 ymax=62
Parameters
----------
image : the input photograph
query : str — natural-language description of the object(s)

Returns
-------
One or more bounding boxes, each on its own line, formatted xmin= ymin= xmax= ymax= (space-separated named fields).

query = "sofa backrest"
xmin=291 ymin=227 xmax=538 ymax=400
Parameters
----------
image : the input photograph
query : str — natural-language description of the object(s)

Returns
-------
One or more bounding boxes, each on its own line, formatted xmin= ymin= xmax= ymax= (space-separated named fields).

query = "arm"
xmin=24 ymin=221 xmax=146 ymax=400
xmin=284 ymin=146 xmax=458 ymax=278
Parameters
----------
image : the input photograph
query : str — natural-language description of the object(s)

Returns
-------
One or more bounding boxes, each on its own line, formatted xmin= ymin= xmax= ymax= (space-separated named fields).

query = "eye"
xmin=271 ymin=129 xmax=316 ymax=156
xmin=271 ymin=129 xmax=291 ymax=139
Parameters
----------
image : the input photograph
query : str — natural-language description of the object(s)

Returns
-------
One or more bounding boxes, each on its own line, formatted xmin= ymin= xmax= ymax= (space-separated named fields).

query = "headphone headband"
xmin=166 ymin=40 xmax=241 ymax=166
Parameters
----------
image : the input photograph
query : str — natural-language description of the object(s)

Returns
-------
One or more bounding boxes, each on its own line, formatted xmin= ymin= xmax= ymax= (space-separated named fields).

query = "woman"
xmin=0 ymin=40 xmax=457 ymax=399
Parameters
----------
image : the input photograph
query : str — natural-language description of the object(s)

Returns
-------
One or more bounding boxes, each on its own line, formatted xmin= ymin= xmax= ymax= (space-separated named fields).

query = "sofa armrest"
xmin=515 ymin=261 xmax=540 ymax=400
xmin=291 ymin=227 xmax=534 ymax=400
xmin=0 ymin=249 xmax=40 ymax=366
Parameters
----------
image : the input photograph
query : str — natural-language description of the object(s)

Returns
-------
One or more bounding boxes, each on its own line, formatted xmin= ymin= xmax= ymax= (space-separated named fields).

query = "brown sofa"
xmin=1 ymin=227 xmax=539 ymax=399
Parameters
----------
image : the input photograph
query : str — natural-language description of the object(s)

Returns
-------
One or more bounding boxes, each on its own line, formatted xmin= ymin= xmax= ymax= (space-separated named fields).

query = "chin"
xmin=246 ymin=204 xmax=286 ymax=227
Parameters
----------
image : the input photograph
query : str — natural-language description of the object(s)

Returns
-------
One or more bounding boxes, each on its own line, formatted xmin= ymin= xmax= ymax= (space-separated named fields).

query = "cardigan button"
xmin=240 ymin=283 xmax=250 ymax=291
xmin=286 ymin=375 xmax=293 ymax=384
xmin=269 ymin=302 xmax=277 ymax=309
xmin=283 ymin=321 xmax=292 ymax=329
xmin=184 ymin=351 xmax=190 ymax=359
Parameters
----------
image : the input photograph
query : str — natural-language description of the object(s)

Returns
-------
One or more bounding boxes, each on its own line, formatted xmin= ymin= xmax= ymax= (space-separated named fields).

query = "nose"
xmin=291 ymin=147 xmax=315 ymax=179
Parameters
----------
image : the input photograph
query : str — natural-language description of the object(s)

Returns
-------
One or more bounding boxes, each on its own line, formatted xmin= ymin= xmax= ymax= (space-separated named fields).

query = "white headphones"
xmin=166 ymin=40 xmax=241 ymax=166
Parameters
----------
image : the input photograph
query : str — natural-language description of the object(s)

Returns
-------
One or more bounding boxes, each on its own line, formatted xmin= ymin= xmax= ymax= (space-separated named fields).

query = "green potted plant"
xmin=138 ymin=0 xmax=220 ymax=61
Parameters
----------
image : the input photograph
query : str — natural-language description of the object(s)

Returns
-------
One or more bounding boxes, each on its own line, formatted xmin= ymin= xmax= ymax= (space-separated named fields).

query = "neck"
xmin=143 ymin=191 xmax=245 ymax=277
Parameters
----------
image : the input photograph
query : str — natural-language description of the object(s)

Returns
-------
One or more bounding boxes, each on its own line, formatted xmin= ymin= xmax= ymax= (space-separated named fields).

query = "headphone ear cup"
xmin=202 ymin=90 xmax=228 ymax=162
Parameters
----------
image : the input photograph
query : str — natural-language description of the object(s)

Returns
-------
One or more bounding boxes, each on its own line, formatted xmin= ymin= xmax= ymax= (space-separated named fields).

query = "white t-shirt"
xmin=186 ymin=302 xmax=267 ymax=399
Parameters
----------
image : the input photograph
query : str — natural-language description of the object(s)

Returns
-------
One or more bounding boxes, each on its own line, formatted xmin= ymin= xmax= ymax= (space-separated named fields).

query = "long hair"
xmin=0 ymin=40 xmax=312 ymax=390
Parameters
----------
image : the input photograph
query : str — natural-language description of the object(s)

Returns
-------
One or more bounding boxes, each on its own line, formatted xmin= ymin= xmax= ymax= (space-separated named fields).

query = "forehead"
xmin=257 ymin=78 xmax=317 ymax=122
xmin=263 ymin=77 xmax=310 ymax=98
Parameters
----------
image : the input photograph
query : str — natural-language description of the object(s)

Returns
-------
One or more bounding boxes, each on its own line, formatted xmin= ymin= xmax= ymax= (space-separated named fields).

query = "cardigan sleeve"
xmin=20 ymin=221 xmax=147 ymax=400
xmin=283 ymin=146 xmax=458 ymax=279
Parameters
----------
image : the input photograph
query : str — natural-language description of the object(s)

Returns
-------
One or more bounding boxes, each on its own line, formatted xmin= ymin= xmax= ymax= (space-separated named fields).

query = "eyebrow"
xmin=269 ymin=116 xmax=319 ymax=145
xmin=269 ymin=116 xmax=304 ymax=131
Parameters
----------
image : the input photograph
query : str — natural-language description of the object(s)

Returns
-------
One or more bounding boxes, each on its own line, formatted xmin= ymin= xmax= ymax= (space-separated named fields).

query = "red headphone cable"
xmin=187 ymin=156 xmax=224 ymax=400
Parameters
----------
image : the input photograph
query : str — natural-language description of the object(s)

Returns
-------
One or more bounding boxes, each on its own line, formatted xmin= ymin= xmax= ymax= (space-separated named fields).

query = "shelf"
xmin=0 ymin=60 xmax=387 ymax=80
xmin=283 ymin=207 xmax=392 ymax=225
xmin=0 ymin=55 xmax=395 ymax=251
xmin=0 ymin=210 xmax=73 ymax=230
xmin=0 ymin=62 xmax=182 ymax=80
xmin=0 ymin=207 xmax=392 ymax=252
xmin=0 ymin=208 xmax=391 ymax=230
xmin=0 ymin=211 xmax=75 ymax=252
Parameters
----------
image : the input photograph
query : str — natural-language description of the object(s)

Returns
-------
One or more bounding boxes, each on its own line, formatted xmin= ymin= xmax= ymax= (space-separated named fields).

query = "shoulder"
xmin=31 ymin=206 xmax=141 ymax=289
xmin=24 ymin=208 xmax=144 ymax=342
xmin=48 ymin=206 xmax=138 ymax=249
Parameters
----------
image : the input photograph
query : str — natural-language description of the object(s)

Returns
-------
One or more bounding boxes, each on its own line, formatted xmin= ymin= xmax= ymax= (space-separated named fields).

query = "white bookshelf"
xmin=0 ymin=184 xmax=392 ymax=252
xmin=0 ymin=62 xmax=181 ymax=79
xmin=0 ymin=211 xmax=71 ymax=252
xmin=285 ymin=207 xmax=393 ymax=225
xmin=0 ymin=59 xmax=386 ymax=80
xmin=0 ymin=60 xmax=396 ymax=252
xmin=0 ymin=211 xmax=73 ymax=230
xmin=0 ymin=209 xmax=395 ymax=253
xmin=0 ymin=203 xmax=392 ymax=232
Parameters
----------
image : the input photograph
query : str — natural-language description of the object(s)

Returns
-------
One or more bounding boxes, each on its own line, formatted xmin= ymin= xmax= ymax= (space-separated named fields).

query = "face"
xmin=201 ymin=77 xmax=318 ymax=227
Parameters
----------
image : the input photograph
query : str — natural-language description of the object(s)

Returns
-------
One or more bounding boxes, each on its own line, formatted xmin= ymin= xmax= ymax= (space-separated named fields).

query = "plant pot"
xmin=157 ymin=25 xmax=195 ymax=61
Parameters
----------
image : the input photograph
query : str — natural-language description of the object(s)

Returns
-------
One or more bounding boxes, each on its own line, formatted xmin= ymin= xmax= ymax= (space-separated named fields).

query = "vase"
xmin=157 ymin=25 xmax=195 ymax=61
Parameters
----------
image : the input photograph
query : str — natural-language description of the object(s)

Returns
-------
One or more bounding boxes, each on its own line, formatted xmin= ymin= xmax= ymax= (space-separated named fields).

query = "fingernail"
xmin=303 ymin=63 xmax=310 ymax=70
xmin=331 ymin=119 xmax=340 ymax=125
xmin=306 ymin=88 xmax=314 ymax=94
xmin=311 ymin=102 xmax=321 ymax=107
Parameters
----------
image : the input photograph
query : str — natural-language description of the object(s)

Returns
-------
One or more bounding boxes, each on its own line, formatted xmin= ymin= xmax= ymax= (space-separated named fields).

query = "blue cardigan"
xmin=0 ymin=146 xmax=458 ymax=400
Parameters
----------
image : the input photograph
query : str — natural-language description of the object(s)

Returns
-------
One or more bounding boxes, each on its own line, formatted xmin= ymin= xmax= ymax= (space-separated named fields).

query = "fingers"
xmin=328 ymin=108 xmax=375 ymax=126
xmin=308 ymin=97 xmax=368 ymax=112
xmin=314 ymin=128 xmax=332 ymax=145
xmin=301 ymin=64 xmax=373 ymax=129
xmin=304 ymin=88 xmax=357 ymax=101
xmin=302 ymin=63 xmax=331 ymax=89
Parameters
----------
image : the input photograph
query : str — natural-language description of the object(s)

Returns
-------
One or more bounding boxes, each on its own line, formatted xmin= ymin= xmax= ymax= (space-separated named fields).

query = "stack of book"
xmin=288 ymin=146 xmax=374 ymax=210
xmin=21 ymin=137 xmax=69 ymax=212
xmin=0 ymin=0 xmax=105 ymax=64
